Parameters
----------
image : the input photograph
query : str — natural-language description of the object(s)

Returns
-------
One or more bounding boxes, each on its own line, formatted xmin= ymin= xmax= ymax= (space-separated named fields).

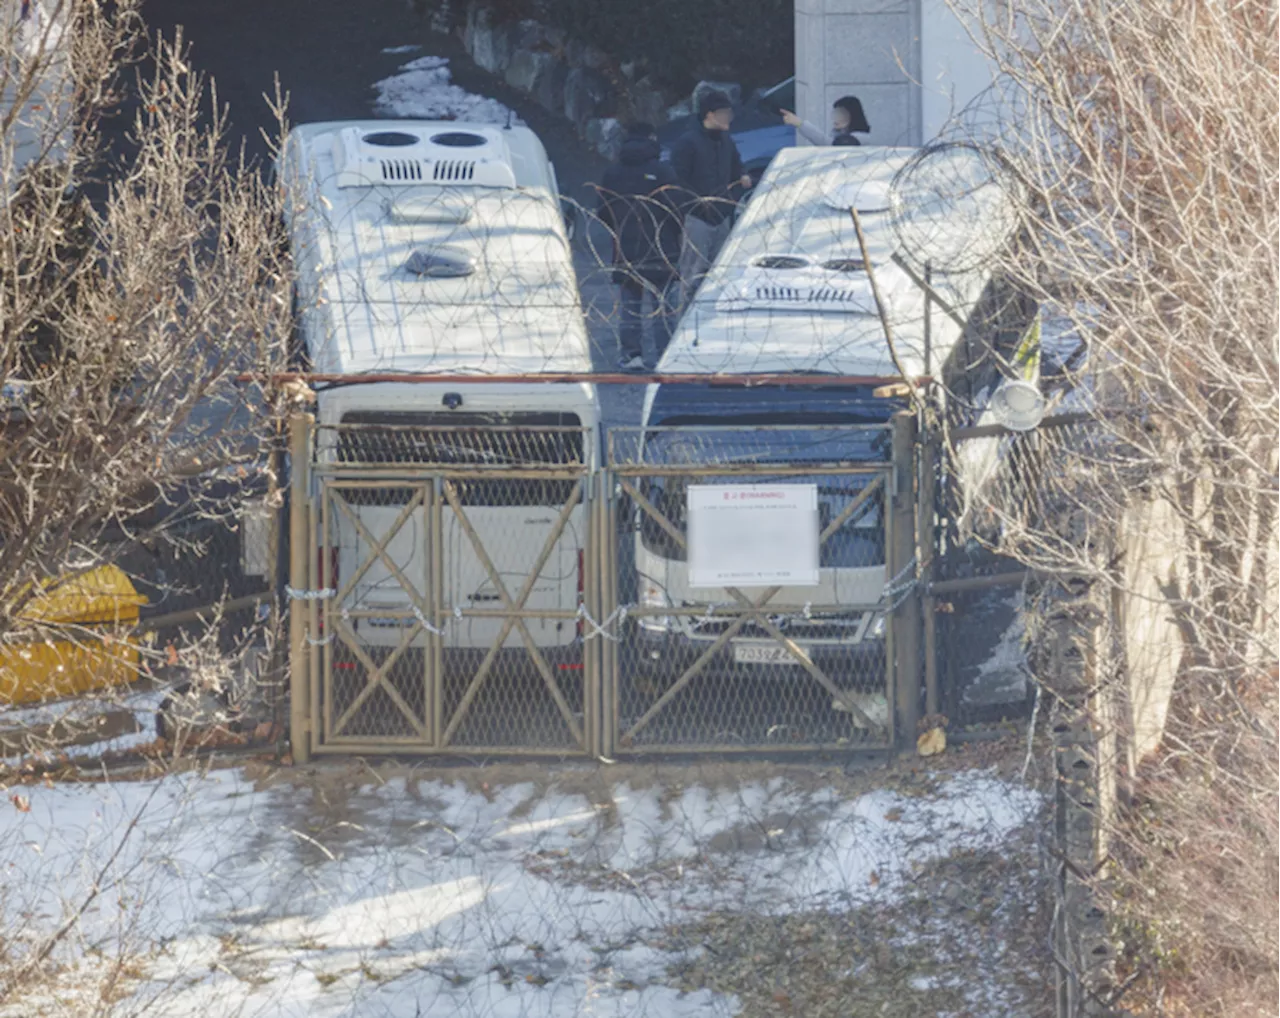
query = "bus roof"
xmin=659 ymin=145 xmax=1017 ymax=379
xmin=282 ymin=121 xmax=591 ymax=377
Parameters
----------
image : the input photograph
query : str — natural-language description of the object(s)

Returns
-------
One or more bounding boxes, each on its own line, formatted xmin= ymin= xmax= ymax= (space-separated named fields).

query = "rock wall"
xmin=439 ymin=3 xmax=677 ymax=160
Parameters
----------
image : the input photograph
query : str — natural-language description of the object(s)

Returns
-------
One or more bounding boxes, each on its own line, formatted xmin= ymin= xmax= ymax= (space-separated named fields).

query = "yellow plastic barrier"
xmin=0 ymin=566 xmax=148 ymax=705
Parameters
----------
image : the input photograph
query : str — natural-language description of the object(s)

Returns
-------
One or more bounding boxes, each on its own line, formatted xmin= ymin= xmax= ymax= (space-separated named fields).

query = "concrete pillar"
xmin=794 ymin=0 xmax=923 ymax=148
xmin=795 ymin=0 xmax=1002 ymax=146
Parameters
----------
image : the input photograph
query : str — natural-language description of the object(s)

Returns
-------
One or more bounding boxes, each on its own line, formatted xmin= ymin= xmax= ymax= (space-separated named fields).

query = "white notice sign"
xmin=687 ymin=484 xmax=820 ymax=588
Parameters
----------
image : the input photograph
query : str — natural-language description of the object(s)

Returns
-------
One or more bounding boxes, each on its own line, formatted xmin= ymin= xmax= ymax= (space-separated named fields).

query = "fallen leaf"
xmin=917 ymin=726 xmax=947 ymax=757
xmin=10 ymin=794 xmax=30 ymax=813
xmin=883 ymin=807 xmax=903 ymax=822
xmin=869 ymin=870 xmax=880 ymax=886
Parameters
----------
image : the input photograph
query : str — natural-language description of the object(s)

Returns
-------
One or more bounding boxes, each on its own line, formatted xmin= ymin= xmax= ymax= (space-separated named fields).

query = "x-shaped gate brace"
xmin=439 ymin=478 xmax=587 ymax=749
xmin=323 ymin=485 xmax=432 ymax=740
xmin=318 ymin=475 xmax=591 ymax=749
xmin=616 ymin=473 xmax=890 ymax=746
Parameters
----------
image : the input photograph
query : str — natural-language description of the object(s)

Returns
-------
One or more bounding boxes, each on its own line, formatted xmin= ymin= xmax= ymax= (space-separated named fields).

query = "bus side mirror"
xmin=561 ymin=199 xmax=579 ymax=244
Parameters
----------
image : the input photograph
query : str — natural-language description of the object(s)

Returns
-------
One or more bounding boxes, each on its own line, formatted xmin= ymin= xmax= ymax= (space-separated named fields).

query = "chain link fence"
xmin=290 ymin=416 xmax=911 ymax=758
xmin=927 ymin=414 xmax=1110 ymax=732
xmin=603 ymin=424 xmax=896 ymax=754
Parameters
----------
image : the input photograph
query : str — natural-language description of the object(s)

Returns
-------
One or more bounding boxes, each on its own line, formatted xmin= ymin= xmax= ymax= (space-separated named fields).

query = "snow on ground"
xmin=373 ymin=56 xmax=522 ymax=124
xmin=0 ymin=765 xmax=1041 ymax=1017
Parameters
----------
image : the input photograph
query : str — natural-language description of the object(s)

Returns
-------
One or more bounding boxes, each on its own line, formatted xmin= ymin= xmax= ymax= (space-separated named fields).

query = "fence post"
xmin=890 ymin=411 xmax=922 ymax=745
xmin=599 ymin=470 xmax=618 ymax=760
xmin=917 ymin=428 xmax=940 ymax=717
xmin=288 ymin=413 xmax=313 ymax=764
xmin=266 ymin=422 xmax=285 ymax=700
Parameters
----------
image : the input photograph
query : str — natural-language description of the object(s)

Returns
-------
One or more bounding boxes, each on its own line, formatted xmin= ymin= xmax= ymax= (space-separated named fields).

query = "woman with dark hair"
xmin=780 ymin=95 xmax=871 ymax=146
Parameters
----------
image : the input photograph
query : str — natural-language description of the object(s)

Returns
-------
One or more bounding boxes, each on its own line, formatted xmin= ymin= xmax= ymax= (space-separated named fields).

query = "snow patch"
xmin=1 ymin=768 xmax=1039 ymax=1017
xmin=372 ymin=56 xmax=522 ymax=125
xmin=963 ymin=592 xmax=1029 ymax=705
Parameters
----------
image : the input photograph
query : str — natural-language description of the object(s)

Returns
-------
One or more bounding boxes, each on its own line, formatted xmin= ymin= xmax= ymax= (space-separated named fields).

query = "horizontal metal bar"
xmin=315 ymin=467 xmax=588 ymax=480
xmin=313 ymin=737 xmax=437 ymax=749
xmin=949 ymin=412 xmax=1093 ymax=442
xmin=610 ymin=464 xmax=890 ymax=477
xmin=245 ymin=371 xmax=934 ymax=388
xmin=616 ymin=424 xmax=893 ymax=434
xmin=615 ymin=741 xmax=892 ymax=755
xmin=314 ymin=741 xmax=587 ymax=756
xmin=445 ymin=609 xmax=582 ymax=620
xmin=928 ymin=569 xmax=1030 ymax=595
xmin=318 ymin=424 xmax=588 ymax=434
xmin=625 ymin=604 xmax=884 ymax=617
xmin=135 ymin=592 xmax=271 ymax=634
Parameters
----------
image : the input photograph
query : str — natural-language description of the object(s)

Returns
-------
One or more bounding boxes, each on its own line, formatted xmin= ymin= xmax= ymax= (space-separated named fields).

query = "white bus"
xmin=634 ymin=145 xmax=1038 ymax=694
xmin=280 ymin=121 xmax=597 ymax=655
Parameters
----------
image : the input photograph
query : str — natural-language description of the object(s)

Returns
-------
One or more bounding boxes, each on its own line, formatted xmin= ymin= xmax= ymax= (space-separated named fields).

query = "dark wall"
xmin=481 ymin=0 xmax=795 ymax=95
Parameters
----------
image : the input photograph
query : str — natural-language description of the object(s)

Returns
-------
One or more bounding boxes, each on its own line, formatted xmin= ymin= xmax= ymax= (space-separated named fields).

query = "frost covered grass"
xmin=0 ymin=758 xmax=1049 ymax=1017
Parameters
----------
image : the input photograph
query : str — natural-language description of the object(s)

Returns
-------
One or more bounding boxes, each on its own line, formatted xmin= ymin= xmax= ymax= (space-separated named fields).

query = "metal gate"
xmin=288 ymin=417 xmax=908 ymax=759
xmin=301 ymin=422 xmax=597 ymax=756
xmin=599 ymin=425 xmax=897 ymax=755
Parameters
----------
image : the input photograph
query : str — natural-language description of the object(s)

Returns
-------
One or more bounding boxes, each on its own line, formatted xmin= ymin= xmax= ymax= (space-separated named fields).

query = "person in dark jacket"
xmin=670 ymin=89 xmax=752 ymax=307
xmin=780 ymin=95 xmax=871 ymax=147
xmin=596 ymin=122 xmax=684 ymax=370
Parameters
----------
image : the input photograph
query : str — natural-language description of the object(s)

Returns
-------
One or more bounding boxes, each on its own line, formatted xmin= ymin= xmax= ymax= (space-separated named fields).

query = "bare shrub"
xmin=0 ymin=0 xmax=291 ymax=753
xmin=934 ymin=0 xmax=1279 ymax=1013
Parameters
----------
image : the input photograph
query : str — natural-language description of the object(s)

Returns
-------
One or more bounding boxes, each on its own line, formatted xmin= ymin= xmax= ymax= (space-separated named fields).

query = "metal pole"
xmin=422 ymin=482 xmax=434 ymax=748
xmin=890 ymin=412 xmax=922 ymax=745
xmin=922 ymin=261 xmax=933 ymax=377
xmin=267 ymin=422 xmax=287 ymax=724
xmin=918 ymin=429 xmax=940 ymax=717
xmin=601 ymin=473 xmax=618 ymax=759
xmin=583 ymin=473 xmax=600 ymax=757
xmin=307 ymin=494 xmax=320 ymax=753
xmin=288 ymin=413 xmax=313 ymax=764
xmin=241 ymin=370 xmax=933 ymax=389
xmin=430 ymin=476 xmax=445 ymax=745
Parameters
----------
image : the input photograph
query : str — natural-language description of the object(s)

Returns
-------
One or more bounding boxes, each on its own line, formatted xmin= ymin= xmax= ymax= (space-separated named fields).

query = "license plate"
xmin=733 ymin=643 xmax=806 ymax=666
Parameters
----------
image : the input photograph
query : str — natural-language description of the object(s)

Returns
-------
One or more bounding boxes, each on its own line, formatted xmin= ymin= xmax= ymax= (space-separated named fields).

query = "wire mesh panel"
xmin=309 ymin=422 xmax=594 ymax=755
xmin=604 ymin=425 xmax=896 ymax=754
xmin=436 ymin=473 xmax=590 ymax=752
xmin=931 ymin=559 xmax=1033 ymax=728
xmin=319 ymin=480 xmax=433 ymax=745
xmin=929 ymin=414 xmax=1109 ymax=729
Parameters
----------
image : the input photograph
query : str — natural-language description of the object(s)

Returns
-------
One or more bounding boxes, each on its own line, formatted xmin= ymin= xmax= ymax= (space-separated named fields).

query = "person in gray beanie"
xmin=670 ymin=89 xmax=751 ymax=306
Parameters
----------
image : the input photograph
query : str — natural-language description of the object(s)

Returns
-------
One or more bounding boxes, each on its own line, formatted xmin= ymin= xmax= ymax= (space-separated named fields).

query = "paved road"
xmin=143 ymin=0 xmax=644 ymax=430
